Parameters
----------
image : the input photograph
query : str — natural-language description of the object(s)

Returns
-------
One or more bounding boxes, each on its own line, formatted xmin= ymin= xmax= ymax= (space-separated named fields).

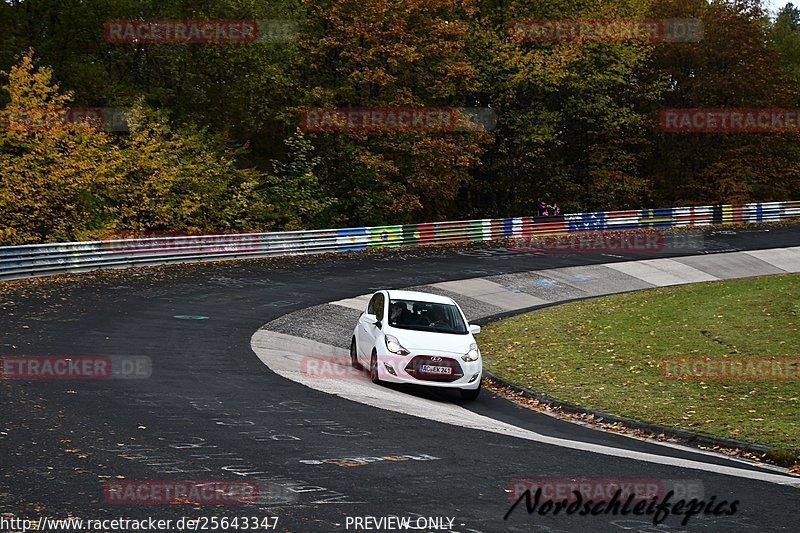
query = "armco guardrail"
xmin=1 ymin=201 xmax=798 ymax=281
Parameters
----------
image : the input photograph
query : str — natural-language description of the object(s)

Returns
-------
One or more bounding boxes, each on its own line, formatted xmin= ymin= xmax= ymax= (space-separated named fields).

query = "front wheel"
xmin=370 ymin=351 xmax=382 ymax=384
xmin=460 ymin=382 xmax=481 ymax=401
xmin=350 ymin=337 xmax=362 ymax=370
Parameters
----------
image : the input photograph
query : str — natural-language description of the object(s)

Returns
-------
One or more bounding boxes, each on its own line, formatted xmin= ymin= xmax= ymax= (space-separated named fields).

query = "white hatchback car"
xmin=350 ymin=290 xmax=483 ymax=400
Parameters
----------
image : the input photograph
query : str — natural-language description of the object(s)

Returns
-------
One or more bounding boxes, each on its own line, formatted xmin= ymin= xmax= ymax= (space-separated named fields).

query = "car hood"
xmin=388 ymin=329 xmax=473 ymax=355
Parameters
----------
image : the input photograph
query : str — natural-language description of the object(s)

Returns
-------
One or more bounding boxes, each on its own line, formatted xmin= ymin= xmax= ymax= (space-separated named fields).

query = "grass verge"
xmin=481 ymin=273 xmax=800 ymax=457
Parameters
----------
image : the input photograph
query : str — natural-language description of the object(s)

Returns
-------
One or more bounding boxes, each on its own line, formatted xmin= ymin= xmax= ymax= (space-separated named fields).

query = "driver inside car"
xmin=389 ymin=302 xmax=404 ymax=325
xmin=426 ymin=306 xmax=448 ymax=328
xmin=410 ymin=302 xmax=429 ymax=325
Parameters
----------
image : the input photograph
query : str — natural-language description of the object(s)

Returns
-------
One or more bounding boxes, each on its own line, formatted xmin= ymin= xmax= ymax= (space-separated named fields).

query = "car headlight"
xmin=462 ymin=343 xmax=480 ymax=362
xmin=385 ymin=334 xmax=410 ymax=355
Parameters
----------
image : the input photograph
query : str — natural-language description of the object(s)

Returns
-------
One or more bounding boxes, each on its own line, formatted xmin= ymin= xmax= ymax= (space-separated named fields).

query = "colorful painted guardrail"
xmin=335 ymin=202 xmax=798 ymax=250
xmin=0 ymin=201 xmax=798 ymax=280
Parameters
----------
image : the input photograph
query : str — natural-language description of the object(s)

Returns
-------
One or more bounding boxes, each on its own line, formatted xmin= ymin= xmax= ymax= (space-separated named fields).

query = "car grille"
xmin=404 ymin=355 xmax=463 ymax=383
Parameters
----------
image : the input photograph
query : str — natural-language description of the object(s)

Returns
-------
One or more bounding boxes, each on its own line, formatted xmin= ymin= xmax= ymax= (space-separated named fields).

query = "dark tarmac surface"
xmin=1 ymin=225 xmax=799 ymax=532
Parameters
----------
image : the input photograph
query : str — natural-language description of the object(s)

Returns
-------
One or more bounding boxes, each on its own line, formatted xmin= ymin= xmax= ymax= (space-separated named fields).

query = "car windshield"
xmin=388 ymin=299 xmax=468 ymax=334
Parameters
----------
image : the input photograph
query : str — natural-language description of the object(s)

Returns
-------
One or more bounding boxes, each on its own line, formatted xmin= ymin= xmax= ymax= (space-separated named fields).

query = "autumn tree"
xmin=2 ymin=0 xmax=799 ymax=243
xmin=0 ymin=49 xmax=122 ymax=244
xmin=645 ymin=0 xmax=800 ymax=205
xmin=0 ymin=50 xmax=272 ymax=244
xmin=769 ymin=3 xmax=800 ymax=81
xmin=111 ymin=100 xmax=270 ymax=234
xmin=468 ymin=0 xmax=666 ymax=214
xmin=295 ymin=0 xmax=490 ymax=224
xmin=258 ymin=128 xmax=336 ymax=230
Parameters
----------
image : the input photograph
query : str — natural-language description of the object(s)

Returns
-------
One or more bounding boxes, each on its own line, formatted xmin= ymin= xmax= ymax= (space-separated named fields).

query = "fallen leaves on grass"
xmin=485 ymin=378 xmax=799 ymax=470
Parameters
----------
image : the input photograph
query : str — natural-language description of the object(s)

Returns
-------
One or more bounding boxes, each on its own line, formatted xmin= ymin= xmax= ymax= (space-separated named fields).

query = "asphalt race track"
xmin=2 ymin=225 xmax=800 ymax=533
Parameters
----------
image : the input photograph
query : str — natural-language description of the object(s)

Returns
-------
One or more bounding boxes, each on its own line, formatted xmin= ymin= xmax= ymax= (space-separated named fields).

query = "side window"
xmin=367 ymin=294 xmax=378 ymax=315
xmin=374 ymin=293 xmax=385 ymax=320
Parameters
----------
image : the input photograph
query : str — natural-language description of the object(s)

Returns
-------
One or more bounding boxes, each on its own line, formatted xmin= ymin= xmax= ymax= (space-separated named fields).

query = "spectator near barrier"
xmin=538 ymin=201 xmax=560 ymax=217
xmin=538 ymin=202 xmax=548 ymax=217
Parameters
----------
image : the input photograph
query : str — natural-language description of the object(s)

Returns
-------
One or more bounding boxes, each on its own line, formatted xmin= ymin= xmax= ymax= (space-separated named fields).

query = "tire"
xmin=460 ymin=381 xmax=481 ymax=401
xmin=370 ymin=350 xmax=381 ymax=384
xmin=350 ymin=337 xmax=362 ymax=370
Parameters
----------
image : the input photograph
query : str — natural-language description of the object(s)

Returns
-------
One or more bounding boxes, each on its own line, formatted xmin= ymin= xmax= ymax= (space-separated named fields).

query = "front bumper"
xmin=377 ymin=350 xmax=482 ymax=389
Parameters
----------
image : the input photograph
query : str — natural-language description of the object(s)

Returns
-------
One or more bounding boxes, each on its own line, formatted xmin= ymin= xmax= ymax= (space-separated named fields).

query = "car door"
xmin=357 ymin=293 xmax=381 ymax=362
xmin=365 ymin=292 xmax=385 ymax=355
xmin=357 ymin=292 xmax=384 ymax=365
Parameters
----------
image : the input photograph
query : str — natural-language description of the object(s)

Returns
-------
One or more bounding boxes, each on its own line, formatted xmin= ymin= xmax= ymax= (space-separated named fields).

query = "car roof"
xmin=385 ymin=290 xmax=455 ymax=305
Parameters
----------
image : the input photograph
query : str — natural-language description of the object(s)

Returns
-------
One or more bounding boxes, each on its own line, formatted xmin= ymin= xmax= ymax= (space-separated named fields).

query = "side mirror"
xmin=374 ymin=320 xmax=382 ymax=330
xmin=469 ymin=324 xmax=481 ymax=334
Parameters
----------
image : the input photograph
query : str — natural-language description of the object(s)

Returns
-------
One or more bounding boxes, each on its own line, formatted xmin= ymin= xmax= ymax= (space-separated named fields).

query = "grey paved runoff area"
xmin=2 ymin=225 xmax=800 ymax=532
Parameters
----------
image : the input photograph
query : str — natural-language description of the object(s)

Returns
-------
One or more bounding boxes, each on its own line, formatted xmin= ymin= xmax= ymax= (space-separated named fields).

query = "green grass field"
xmin=481 ymin=274 xmax=800 ymax=456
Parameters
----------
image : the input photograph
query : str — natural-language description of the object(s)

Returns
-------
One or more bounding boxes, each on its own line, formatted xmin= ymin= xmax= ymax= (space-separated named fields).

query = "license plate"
xmin=420 ymin=364 xmax=452 ymax=375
